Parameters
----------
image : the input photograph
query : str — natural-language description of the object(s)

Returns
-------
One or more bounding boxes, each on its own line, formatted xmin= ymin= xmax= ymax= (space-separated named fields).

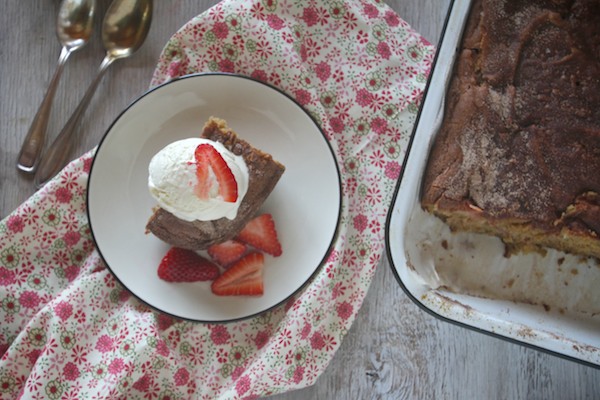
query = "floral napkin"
xmin=0 ymin=0 xmax=434 ymax=398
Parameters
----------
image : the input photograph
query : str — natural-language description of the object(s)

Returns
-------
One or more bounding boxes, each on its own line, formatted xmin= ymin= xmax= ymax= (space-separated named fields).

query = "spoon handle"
xmin=17 ymin=46 xmax=72 ymax=173
xmin=34 ymin=56 xmax=114 ymax=188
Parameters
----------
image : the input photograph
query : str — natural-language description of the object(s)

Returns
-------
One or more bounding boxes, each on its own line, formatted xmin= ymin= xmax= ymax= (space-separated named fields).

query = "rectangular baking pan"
xmin=385 ymin=0 xmax=600 ymax=367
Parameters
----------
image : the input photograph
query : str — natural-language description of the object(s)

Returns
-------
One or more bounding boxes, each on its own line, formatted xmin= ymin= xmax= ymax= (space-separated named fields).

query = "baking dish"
xmin=385 ymin=0 xmax=600 ymax=367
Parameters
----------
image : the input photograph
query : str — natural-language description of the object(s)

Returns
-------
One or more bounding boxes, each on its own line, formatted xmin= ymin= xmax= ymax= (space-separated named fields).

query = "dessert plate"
xmin=87 ymin=73 xmax=342 ymax=322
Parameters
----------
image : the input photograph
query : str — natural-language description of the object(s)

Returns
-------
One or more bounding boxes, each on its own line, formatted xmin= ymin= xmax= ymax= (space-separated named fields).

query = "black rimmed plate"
xmin=88 ymin=73 xmax=342 ymax=322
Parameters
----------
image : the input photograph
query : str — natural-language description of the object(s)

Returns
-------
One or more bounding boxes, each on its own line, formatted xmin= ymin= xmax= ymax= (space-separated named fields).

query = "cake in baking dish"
xmin=421 ymin=0 xmax=600 ymax=258
xmin=146 ymin=117 xmax=285 ymax=250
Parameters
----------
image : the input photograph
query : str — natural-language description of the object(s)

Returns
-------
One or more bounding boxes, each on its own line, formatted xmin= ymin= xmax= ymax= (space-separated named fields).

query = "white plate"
xmin=88 ymin=73 xmax=342 ymax=322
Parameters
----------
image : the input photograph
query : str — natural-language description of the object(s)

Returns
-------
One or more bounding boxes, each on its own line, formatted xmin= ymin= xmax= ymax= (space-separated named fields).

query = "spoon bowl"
xmin=17 ymin=0 xmax=95 ymax=173
xmin=103 ymin=0 xmax=153 ymax=58
xmin=35 ymin=0 xmax=153 ymax=188
xmin=57 ymin=0 xmax=95 ymax=49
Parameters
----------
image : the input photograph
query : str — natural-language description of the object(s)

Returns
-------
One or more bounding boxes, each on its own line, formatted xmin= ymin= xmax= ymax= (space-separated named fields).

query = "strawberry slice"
xmin=194 ymin=143 xmax=238 ymax=202
xmin=237 ymin=214 xmax=282 ymax=256
xmin=211 ymin=252 xmax=264 ymax=296
xmin=157 ymin=247 xmax=220 ymax=282
xmin=194 ymin=150 xmax=210 ymax=199
xmin=207 ymin=240 xmax=247 ymax=267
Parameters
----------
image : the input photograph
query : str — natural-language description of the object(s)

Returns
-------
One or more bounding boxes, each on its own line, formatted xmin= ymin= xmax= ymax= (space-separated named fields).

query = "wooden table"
xmin=2 ymin=1 xmax=598 ymax=398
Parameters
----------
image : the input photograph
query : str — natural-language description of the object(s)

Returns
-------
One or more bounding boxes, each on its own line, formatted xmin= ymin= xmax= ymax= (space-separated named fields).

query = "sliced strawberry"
xmin=211 ymin=252 xmax=264 ymax=296
xmin=157 ymin=247 xmax=220 ymax=282
xmin=237 ymin=214 xmax=282 ymax=256
xmin=194 ymin=151 xmax=210 ymax=199
xmin=207 ymin=239 xmax=247 ymax=267
xmin=194 ymin=143 xmax=238 ymax=202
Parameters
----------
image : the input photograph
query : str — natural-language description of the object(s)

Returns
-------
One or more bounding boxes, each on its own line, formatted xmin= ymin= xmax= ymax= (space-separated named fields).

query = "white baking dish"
xmin=385 ymin=0 xmax=600 ymax=367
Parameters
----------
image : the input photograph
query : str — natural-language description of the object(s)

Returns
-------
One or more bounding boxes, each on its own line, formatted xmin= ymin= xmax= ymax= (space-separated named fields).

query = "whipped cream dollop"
xmin=148 ymin=138 xmax=249 ymax=221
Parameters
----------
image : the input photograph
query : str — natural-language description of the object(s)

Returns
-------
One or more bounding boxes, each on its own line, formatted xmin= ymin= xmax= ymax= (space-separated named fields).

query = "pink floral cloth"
xmin=0 ymin=0 xmax=433 ymax=398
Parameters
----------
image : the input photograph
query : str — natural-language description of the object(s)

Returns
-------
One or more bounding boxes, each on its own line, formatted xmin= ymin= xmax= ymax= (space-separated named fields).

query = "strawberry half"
xmin=211 ymin=252 xmax=264 ymax=296
xmin=157 ymin=247 xmax=220 ymax=282
xmin=207 ymin=239 xmax=247 ymax=267
xmin=194 ymin=143 xmax=238 ymax=202
xmin=237 ymin=214 xmax=282 ymax=256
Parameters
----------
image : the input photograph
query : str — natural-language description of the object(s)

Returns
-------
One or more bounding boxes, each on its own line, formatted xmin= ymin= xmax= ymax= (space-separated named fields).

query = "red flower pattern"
xmin=377 ymin=41 xmax=392 ymax=59
xmin=54 ymin=301 xmax=73 ymax=321
xmin=254 ymin=330 xmax=270 ymax=349
xmin=174 ymin=367 xmax=190 ymax=386
xmin=19 ymin=290 xmax=40 ymax=309
xmin=63 ymin=362 xmax=80 ymax=380
xmin=355 ymin=88 xmax=374 ymax=106
xmin=94 ymin=335 xmax=114 ymax=353
xmin=267 ymin=14 xmax=285 ymax=30
xmin=235 ymin=375 xmax=251 ymax=396
xmin=301 ymin=7 xmax=320 ymax=27
xmin=108 ymin=358 xmax=125 ymax=375
xmin=210 ymin=325 xmax=231 ymax=345
xmin=0 ymin=268 xmax=16 ymax=286
xmin=336 ymin=301 xmax=354 ymax=320
xmin=212 ymin=21 xmax=229 ymax=39
xmin=363 ymin=3 xmax=379 ymax=18
xmin=54 ymin=187 xmax=72 ymax=203
xmin=315 ymin=61 xmax=331 ymax=81
xmin=294 ymin=89 xmax=312 ymax=106
xmin=7 ymin=215 xmax=25 ymax=233
xmin=353 ymin=214 xmax=369 ymax=232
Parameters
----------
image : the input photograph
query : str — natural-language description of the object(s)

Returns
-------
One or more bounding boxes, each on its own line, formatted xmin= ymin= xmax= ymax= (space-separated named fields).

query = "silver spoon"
xmin=35 ymin=0 xmax=153 ymax=188
xmin=17 ymin=0 xmax=95 ymax=173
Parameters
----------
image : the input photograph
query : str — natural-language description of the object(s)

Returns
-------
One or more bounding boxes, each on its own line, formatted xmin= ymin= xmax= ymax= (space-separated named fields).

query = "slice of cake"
xmin=421 ymin=0 xmax=600 ymax=258
xmin=146 ymin=117 xmax=285 ymax=250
